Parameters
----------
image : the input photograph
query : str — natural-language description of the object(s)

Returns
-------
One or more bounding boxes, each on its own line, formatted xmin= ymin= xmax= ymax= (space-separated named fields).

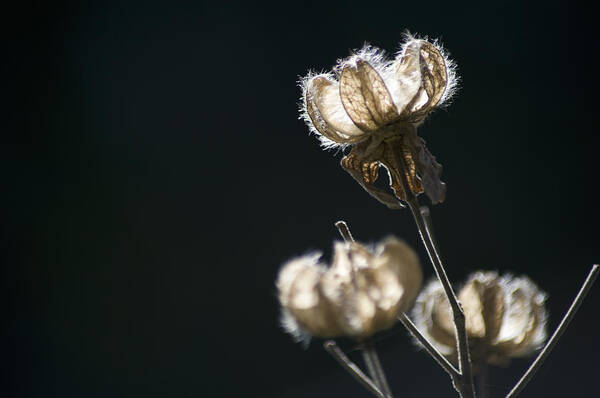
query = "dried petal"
xmin=304 ymin=75 xmax=367 ymax=145
xmin=277 ymin=255 xmax=340 ymax=339
xmin=340 ymin=128 xmax=428 ymax=208
xmin=493 ymin=276 xmax=547 ymax=358
xmin=340 ymin=149 xmax=404 ymax=209
xmin=385 ymin=41 xmax=423 ymax=115
xmin=311 ymin=76 xmax=366 ymax=138
xmin=376 ymin=237 xmax=423 ymax=312
xmin=406 ymin=134 xmax=446 ymax=204
xmin=412 ymin=280 xmax=455 ymax=355
xmin=396 ymin=39 xmax=453 ymax=122
xmin=340 ymin=60 xmax=399 ymax=131
xmin=458 ymin=272 xmax=505 ymax=340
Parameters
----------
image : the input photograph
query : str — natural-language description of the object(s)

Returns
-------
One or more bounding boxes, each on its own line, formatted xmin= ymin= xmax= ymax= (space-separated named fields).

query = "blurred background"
xmin=4 ymin=0 xmax=599 ymax=396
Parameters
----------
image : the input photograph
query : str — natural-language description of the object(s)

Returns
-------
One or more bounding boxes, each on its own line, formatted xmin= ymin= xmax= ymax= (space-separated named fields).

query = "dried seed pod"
xmin=412 ymin=271 xmax=547 ymax=365
xmin=277 ymin=237 xmax=422 ymax=342
xmin=300 ymin=33 xmax=457 ymax=207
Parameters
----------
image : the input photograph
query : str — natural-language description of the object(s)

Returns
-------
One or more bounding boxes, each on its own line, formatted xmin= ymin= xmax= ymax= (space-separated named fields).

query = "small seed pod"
xmin=299 ymin=33 xmax=458 ymax=207
xmin=412 ymin=271 xmax=547 ymax=366
xmin=277 ymin=237 xmax=422 ymax=343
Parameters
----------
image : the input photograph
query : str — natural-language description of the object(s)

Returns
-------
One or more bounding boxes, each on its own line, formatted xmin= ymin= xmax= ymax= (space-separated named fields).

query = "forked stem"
xmin=404 ymin=194 xmax=474 ymax=398
xmin=505 ymin=264 xmax=599 ymax=398
xmin=397 ymin=313 xmax=459 ymax=379
xmin=324 ymin=341 xmax=385 ymax=398
xmin=362 ymin=342 xmax=393 ymax=398
xmin=394 ymin=157 xmax=475 ymax=398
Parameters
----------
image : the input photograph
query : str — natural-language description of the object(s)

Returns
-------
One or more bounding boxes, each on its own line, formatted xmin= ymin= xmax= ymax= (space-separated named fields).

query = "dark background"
xmin=4 ymin=0 xmax=599 ymax=397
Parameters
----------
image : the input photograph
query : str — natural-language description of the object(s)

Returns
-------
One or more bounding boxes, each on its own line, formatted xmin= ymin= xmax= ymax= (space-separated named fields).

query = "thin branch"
xmin=505 ymin=264 xmax=600 ymax=398
xmin=398 ymin=313 xmax=460 ymax=379
xmin=362 ymin=342 xmax=393 ymax=398
xmin=323 ymin=340 xmax=385 ymax=398
xmin=334 ymin=220 xmax=394 ymax=398
xmin=335 ymin=220 xmax=355 ymax=243
xmin=395 ymin=158 xmax=475 ymax=398
xmin=361 ymin=345 xmax=380 ymax=390
xmin=420 ymin=205 xmax=440 ymax=255
xmin=405 ymin=194 xmax=475 ymax=397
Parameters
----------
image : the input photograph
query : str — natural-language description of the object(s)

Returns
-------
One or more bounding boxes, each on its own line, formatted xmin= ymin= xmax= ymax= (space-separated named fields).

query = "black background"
xmin=4 ymin=1 xmax=600 ymax=397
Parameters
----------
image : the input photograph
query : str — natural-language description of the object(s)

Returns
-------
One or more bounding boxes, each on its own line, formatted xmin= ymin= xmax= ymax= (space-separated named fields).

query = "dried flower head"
xmin=300 ymin=34 xmax=457 ymax=208
xmin=412 ymin=271 xmax=548 ymax=366
xmin=277 ymin=237 xmax=422 ymax=343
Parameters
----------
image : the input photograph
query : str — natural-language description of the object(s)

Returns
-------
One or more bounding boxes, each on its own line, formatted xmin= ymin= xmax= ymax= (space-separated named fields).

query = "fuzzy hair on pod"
xmin=299 ymin=33 xmax=458 ymax=149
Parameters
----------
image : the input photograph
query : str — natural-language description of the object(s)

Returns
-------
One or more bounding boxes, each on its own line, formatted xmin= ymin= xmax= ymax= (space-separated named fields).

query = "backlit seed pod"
xmin=277 ymin=237 xmax=422 ymax=343
xmin=299 ymin=33 xmax=458 ymax=208
xmin=412 ymin=272 xmax=547 ymax=366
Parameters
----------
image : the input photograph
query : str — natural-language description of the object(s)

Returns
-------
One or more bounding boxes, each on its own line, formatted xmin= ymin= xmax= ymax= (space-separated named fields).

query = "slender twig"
xmin=398 ymin=313 xmax=460 ymax=379
xmin=505 ymin=264 xmax=599 ymax=398
xmin=334 ymin=220 xmax=394 ymax=398
xmin=395 ymin=159 xmax=475 ymax=398
xmin=361 ymin=345 xmax=380 ymax=390
xmin=324 ymin=341 xmax=385 ymax=398
xmin=419 ymin=206 xmax=439 ymax=253
xmin=371 ymin=352 xmax=393 ymax=398
xmin=335 ymin=220 xmax=355 ymax=243
xmin=405 ymin=194 xmax=475 ymax=397
xmin=362 ymin=342 xmax=393 ymax=398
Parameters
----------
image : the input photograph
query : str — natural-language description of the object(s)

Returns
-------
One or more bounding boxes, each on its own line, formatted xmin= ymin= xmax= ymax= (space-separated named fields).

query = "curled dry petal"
xmin=305 ymin=75 xmax=367 ymax=145
xmin=452 ymin=272 xmax=505 ymax=341
xmin=277 ymin=237 xmax=422 ymax=342
xmin=396 ymin=39 xmax=452 ymax=122
xmin=411 ymin=278 xmax=455 ymax=355
xmin=412 ymin=272 xmax=547 ymax=365
xmin=340 ymin=125 xmax=441 ymax=208
xmin=492 ymin=275 xmax=548 ymax=362
xmin=339 ymin=60 xmax=399 ymax=131
xmin=407 ymin=134 xmax=446 ymax=204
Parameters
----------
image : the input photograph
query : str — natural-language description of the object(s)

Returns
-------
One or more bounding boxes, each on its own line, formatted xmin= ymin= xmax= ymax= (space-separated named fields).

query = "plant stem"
xmin=394 ymin=156 xmax=475 ymax=398
xmin=505 ymin=264 xmax=599 ymax=398
xmin=404 ymin=193 xmax=475 ymax=397
xmin=419 ymin=205 xmax=439 ymax=253
xmin=335 ymin=220 xmax=355 ymax=242
xmin=362 ymin=342 xmax=393 ymax=398
xmin=361 ymin=344 xmax=380 ymax=389
xmin=334 ymin=220 xmax=394 ymax=397
xmin=324 ymin=341 xmax=385 ymax=398
xmin=397 ymin=313 xmax=460 ymax=379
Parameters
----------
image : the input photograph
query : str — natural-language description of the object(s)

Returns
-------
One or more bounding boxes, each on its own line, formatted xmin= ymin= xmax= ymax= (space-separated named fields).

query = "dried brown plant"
xmin=277 ymin=33 xmax=599 ymax=398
